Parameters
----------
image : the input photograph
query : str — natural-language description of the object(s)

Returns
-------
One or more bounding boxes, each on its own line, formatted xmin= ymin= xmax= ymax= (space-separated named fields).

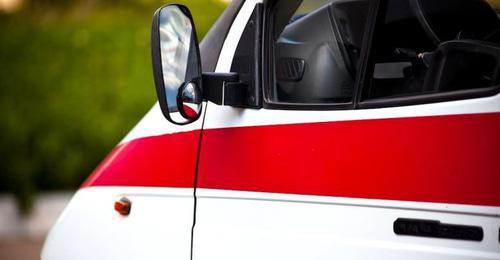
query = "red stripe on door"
xmin=82 ymin=113 xmax=500 ymax=206
xmin=198 ymin=113 xmax=500 ymax=206
xmin=82 ymin=130 xmax=200 ymax=188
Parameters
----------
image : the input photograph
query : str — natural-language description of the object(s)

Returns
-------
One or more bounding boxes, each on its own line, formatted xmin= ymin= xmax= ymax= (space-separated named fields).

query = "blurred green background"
xmin=0 ymin=0 xmax=227 ymax=213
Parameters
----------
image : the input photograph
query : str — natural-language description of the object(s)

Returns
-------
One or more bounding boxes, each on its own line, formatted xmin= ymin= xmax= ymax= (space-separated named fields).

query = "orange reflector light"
xmin=114 ymin=197 xmax=131 ymax=216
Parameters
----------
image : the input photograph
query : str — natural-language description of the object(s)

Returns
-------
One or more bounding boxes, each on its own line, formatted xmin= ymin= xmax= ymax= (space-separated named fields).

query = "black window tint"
xmin=363 ymin=0 xmax=500 ymax=102
xmin=269 ymin=0 xmax=370 ymax=105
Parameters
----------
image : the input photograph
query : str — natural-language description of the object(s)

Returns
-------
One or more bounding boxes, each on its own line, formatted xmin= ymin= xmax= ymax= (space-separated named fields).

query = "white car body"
xmin=42 ymin=0 xmax=500 ymax=259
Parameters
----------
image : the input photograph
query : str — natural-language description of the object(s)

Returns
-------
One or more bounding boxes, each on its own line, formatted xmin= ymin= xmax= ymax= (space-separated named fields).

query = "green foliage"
xmin=0 ymin=0 xmax=226 ymax=213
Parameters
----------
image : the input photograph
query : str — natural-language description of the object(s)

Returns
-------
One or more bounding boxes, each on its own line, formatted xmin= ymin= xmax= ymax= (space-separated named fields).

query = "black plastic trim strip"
xmin=358 ymin=86 xmax=500 ymax=109
xmin=230 ymin=4 xmax=263 ymax=108
xmin=354 ymin=0 xmax=383 ymax=106
xmin=202 ymin=72 xmax=239 ymax=105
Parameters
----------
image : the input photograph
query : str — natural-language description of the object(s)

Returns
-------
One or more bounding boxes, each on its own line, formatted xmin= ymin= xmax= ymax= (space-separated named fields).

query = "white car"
xmin=42 ymin=0 xmax=500 ymax=259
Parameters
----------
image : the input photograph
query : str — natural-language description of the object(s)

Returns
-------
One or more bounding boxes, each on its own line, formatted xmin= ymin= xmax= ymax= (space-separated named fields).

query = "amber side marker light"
xmin=114 ymin=197 xmax=132 ymax=216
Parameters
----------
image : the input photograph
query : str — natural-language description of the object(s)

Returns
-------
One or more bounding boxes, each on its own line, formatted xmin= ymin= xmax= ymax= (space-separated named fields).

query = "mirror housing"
xmin=151 ymin=4 xmax=202 ymax=125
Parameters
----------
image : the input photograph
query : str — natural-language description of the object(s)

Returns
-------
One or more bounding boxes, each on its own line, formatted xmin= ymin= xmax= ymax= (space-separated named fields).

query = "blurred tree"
xmin=0 ymin=0 xmax=227 ymax=214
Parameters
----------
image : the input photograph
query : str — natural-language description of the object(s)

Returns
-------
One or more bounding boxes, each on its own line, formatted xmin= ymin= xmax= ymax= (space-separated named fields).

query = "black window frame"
xmin=261 ymin=0 xmax=500 ymax=111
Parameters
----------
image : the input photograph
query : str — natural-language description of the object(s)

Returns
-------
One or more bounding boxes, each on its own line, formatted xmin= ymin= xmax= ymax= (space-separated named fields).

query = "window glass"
xmin=363 ymin=0 xmax=500 ymax=101
xmin=269 ymin=0 xmax=370 ymax=104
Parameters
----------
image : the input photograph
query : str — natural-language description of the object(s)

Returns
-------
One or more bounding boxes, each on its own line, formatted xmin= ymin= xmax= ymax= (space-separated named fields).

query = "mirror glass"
xmin=154 ymin=5 xmax=202 ymax=124
xmin=178 ymin=82 xmax=202 ymax=119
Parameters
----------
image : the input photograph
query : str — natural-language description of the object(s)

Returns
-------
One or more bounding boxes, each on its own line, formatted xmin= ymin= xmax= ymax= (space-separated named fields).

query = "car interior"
xmin=366 ymin=0 xmax=500 ymax=100
xmin=272 ymin=0 xmax=500 ymax=104
xmin=273 ymin=0 xmax=369 ymax=103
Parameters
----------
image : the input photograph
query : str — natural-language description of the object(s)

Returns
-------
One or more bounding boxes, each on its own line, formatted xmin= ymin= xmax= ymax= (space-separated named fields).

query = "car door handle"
xmin=394 ymin=218 xmax=483 ymax=241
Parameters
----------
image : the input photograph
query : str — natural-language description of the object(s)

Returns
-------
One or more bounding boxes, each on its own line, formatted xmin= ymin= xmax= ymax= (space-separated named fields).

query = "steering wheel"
xmin=409 ymin=0 xmax=500 ymax=46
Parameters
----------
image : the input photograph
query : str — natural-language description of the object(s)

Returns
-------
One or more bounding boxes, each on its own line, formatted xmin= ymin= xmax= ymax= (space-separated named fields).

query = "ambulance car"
xmin=42 ymin=0 xmax=500 ymax=259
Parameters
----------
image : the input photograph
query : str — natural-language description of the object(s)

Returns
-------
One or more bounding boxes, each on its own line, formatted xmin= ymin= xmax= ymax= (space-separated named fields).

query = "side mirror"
xmin=151 ymin=4 xmax=202 ymax=125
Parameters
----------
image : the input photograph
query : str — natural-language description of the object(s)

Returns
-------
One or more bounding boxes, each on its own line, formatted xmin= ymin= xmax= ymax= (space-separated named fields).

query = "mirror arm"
xmin=202 ymin=72 xmax=252 ymax=108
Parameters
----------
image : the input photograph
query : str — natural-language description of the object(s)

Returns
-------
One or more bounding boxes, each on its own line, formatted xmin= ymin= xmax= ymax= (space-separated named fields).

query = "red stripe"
xmin=83 ymin=113 xmax=500 ymax=206
xmin=198 ymin=113 xmax=500 ymax=206
xmin=82 ymin=130 xmax=200 ymax=188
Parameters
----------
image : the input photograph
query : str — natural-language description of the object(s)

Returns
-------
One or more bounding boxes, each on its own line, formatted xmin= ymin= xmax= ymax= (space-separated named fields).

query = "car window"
xmin=268 ymin=0 xmax=370 ymax=105
xmin=362 ymin=0 xmax=500 ymax=102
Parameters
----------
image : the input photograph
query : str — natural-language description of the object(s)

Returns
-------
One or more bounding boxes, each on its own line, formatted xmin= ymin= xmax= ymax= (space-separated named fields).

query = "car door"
xmin=193 ymin=0 xmax=500 ymax=259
